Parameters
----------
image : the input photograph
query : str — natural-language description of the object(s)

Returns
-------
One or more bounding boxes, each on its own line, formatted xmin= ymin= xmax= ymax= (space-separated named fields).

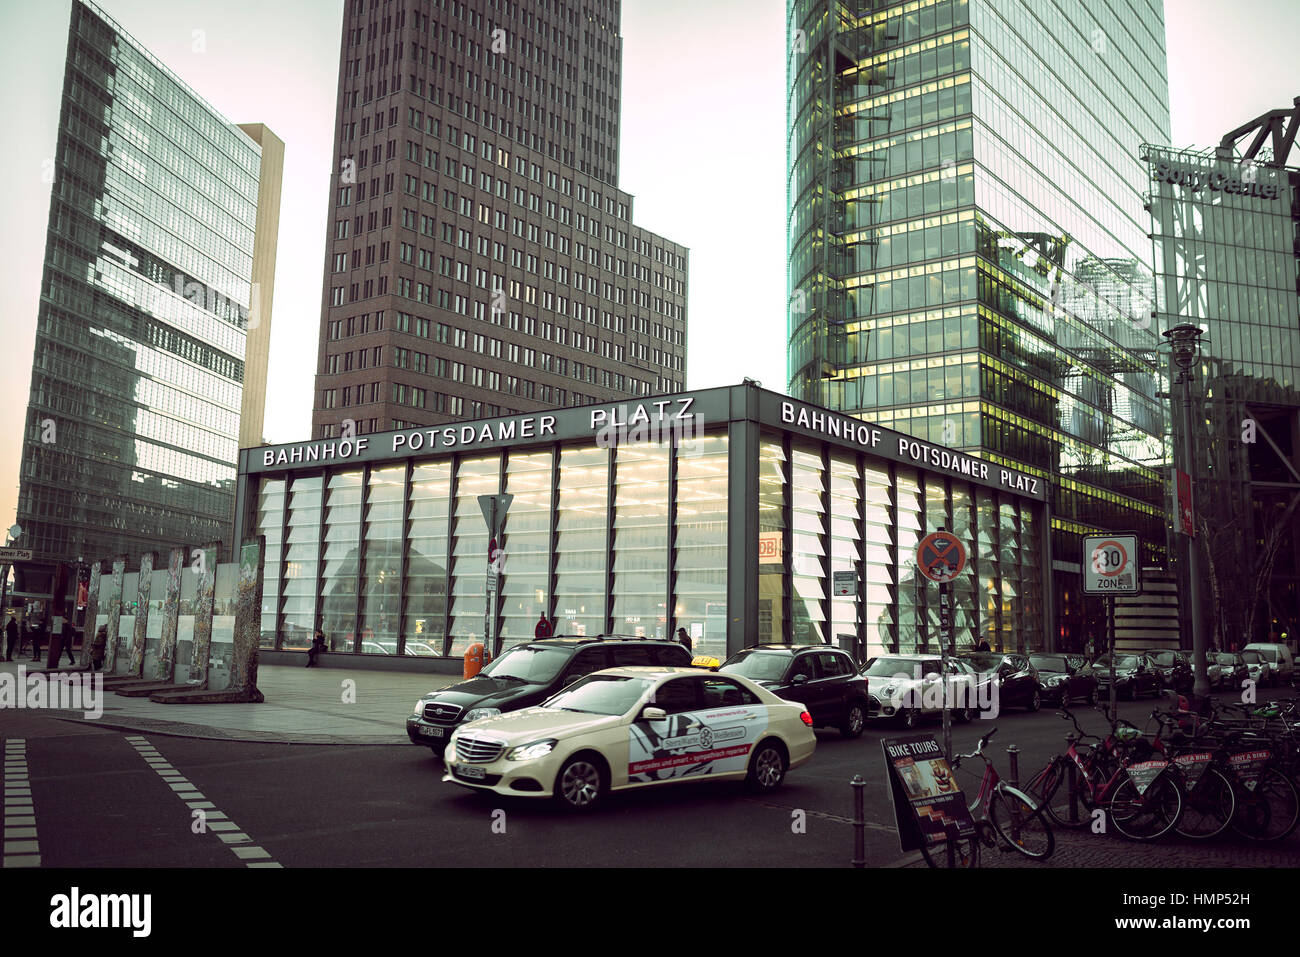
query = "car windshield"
xmin=961 ymin=653 xmax=1004 ymax=672
xmin=541 ymin=675 xmax=654 ymax=715
xmin=1214 ymin=653 xmax=1238 ymax=666
xmin=1029 ymin=654 xmax=1066 ymax=672
xmin=720 ymin=650 xmax=791 ymax=681
xmin=1241 ymin=651 xmax=1262 ymax=664
xmin=480 ymin=645 xmax=571 ymax=683
xmin=863 ymin=657 xmax=928 ymax=677
xmin=1150 ymin=652 xmax=1175 ymax=665
xmin=1251 ymin=648 xmax=1279 ymax=662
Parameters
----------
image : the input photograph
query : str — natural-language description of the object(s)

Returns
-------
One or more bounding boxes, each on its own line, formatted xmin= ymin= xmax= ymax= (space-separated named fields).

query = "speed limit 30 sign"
xmin=1082 ymin=533 xmax=1141 ymax=595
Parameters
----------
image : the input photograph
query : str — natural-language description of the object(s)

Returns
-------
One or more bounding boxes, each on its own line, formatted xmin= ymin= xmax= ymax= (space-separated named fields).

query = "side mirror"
xmin=791 ymin=673 xmax=809 ymax=685
xmin=641 ymin=706 xmax=667 ymax=721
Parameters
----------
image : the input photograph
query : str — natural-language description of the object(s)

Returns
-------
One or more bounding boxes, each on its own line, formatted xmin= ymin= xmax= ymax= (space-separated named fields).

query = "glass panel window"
xmin=281 ymin=476 xmax=323 ymax=645
xmin=554 ymin=446 xmax=609 ymax=637
xmin=500 ymin=451 xmax=553 ymax=644
xmin=790 ymin=444 xmax=827 ymax=644
xmin=612 ymin=442 xmax=669 ymax=637
xmin=450 ymin=456 xmax=501 ymax=655
xmin=405 ymin=462 xmax=451 ymax=655
xmin=256 ymin=478 xmax=284 ymax=648
xmin=673 ymin=433 xmax=728 ymax=660
xmin=758 ymin=439 xmax=787 ymax=643
xmin=361 ymin=467 xmax=403 ymax=653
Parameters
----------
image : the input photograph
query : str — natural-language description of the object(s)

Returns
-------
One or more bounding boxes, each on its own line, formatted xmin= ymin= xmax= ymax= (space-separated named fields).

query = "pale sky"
xmin=0 ymin=0 xmax=1297 ymax=535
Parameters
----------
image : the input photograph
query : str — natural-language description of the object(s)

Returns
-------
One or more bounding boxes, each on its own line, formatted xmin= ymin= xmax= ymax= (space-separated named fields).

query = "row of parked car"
xmin=406 ymin=636 xmax=1299 ymax=755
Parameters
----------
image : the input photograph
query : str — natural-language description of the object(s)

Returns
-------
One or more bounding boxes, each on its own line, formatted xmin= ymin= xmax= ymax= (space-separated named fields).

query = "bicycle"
xmin=920 ymin=728 xmax=1054 ymax=867
xmin=1026 ymin=707 xmax=1184 ymax=841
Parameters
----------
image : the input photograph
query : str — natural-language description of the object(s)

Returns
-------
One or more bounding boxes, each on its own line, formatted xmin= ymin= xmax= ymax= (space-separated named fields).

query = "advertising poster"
xmin=881 ymin=733 xmax=976 ymax=852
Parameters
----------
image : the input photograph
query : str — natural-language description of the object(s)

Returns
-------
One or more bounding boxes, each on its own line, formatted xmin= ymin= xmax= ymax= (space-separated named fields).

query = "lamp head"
xmin=1162 ymin=323 xmax=1202 ymax=371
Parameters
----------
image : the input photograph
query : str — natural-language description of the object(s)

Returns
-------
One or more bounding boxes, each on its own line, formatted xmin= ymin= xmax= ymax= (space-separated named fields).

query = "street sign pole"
xmin=941 ymin=578 xmax=952 ymax=765
xmin=478 ymin=493 xmax=514 ymax=660
xmin=1108 ymin=596 xmax=1117 ymax=726
xmin=917 ymin=528 xmax=966 ymax=763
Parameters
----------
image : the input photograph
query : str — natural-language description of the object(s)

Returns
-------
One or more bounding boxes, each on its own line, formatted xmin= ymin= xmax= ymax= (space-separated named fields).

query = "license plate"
xmin=458 ymin=764 xmax=486 ymax=780
xmin=417 ymin=725 xmax=444 ymax=738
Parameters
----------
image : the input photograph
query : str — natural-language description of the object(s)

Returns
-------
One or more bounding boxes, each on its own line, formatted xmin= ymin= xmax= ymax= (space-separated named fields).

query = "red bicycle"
xmin=1026 ymin=708 xmax=1184 ymax=842
xmin=921 ymin=728 xmax=1054 ymax=868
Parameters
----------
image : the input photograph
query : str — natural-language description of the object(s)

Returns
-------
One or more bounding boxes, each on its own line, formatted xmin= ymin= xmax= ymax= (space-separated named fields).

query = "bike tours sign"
xmin=1082 ymin=533 xmax=1140 ymax=595
xmin=881 ymin=733 xmax=976 ymax=853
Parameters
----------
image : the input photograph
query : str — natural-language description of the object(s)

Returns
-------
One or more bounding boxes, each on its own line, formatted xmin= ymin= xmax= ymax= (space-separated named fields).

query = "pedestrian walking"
xmin=306 ymin=628 xmax=327 ymax=667
xmin=30 ymin=618 xmax=45 ymax=663
xmin=3 ymin=615 xmax=16 ymax=661
xmin=534 ymin=613 xmax=552 ymax=639
xmin=90 ymin=625 xmax=107 ymax=673
xmin=675 ymin=627 xmax=693 ymax=654
xmin=63 ymin=626 xmax=78 ymax=666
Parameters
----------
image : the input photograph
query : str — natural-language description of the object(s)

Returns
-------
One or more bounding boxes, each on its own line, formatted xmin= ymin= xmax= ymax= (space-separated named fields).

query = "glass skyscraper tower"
xmin=15 ymin=0 xmax=282 ymax=590
xmin=787 ymin=0 xmax=1171 ymax=648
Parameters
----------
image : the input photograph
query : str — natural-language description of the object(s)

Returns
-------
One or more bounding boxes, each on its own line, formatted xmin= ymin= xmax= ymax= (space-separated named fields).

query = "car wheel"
xmin=840 ymin=701 xmax=867 ymax=739
xmin=745 ymin=740 xmax=788 ymax=793
xmin=1028 ymin=689 xmax=1042 ymax=712
xmin=554 ymin=754 xmax=605 ymax=812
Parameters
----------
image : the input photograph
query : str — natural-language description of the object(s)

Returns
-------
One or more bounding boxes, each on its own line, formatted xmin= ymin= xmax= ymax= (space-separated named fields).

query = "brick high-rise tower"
xmin=312 ymin=0 xmax=689 ymax=440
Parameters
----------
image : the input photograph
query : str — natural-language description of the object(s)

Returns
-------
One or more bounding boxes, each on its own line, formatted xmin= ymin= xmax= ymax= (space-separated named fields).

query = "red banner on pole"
xmin=1177 ymin=470 xmax=1195 ymax=537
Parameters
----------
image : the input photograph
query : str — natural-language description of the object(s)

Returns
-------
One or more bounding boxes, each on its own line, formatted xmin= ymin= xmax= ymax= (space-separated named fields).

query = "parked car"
xmin=1242 ymin=643 xmax=1295 ymax=684
xmin=860 ymin=654 xmax=982 ymax=727
xmin=1145 ymin=649 xmax=1193 ymax=693
xmin=408 ymin=637 xmax=694 ymax=758
xmin=1092 ymin=653 xmax=1162 ymax=700
xmin=1207 ymin=651 xmax=1249 ymax=691
xmin=1240 ymin=650 xmax=1270 ymax=688
xmin=718 ymin=645 xmax=871 ymax=738
xmin=1029 ymin=653 xmax=1100 ymax=706
xmin=442 ymin=667 xmax=817 ymax=810
xmin=956 ymin=651 xmax=1043 ymax=712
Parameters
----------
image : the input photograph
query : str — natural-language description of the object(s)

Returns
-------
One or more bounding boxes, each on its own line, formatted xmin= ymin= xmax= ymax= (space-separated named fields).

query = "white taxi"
xmin=442 ymin=666 xmax=817 ymax=810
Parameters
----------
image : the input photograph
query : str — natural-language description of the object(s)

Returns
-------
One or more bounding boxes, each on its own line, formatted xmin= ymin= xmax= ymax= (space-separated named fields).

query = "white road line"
xmin=2 ymin=739 xmax=39 ymax=868
xmin=127 ymin=738 xmax=281 ymax=868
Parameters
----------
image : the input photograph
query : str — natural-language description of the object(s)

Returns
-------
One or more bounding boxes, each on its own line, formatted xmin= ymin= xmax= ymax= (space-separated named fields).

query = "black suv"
xmin=1145 ymin=649 xmax=1193 ymax=693
xmin=718 ymin=644 xmax=871 ymax=738
xmin=407 ymin=636 xmax=694 ymax=757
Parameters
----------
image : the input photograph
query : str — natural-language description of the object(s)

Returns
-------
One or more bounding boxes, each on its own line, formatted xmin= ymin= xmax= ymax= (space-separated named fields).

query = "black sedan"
xmin=1092 ymin=653 xmax=1162 ymax=700
xmin=1145 ymin=649 xmax=1193 ymax=693
xmin=719 ymin=644 xmax=871 ymax=738
xmin=1029 ymin=653 xmax=1101 ymax=706
xmin=956 ymin=651 xmax=1043 ymax=712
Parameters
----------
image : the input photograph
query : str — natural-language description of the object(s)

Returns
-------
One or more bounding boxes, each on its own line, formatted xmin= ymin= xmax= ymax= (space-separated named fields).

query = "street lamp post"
xmin=1163 ymin=323 xmax=1209 ymax=699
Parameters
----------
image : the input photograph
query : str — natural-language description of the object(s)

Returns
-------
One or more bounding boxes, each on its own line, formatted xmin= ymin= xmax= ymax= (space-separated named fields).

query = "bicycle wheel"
xmin=988 ymin=786 xmax=1055 ymax=860
xmin=918 ymin=834 xmax=980 ymax=868
xmin=1174 ymin=766 xmax=1235 ymax=840
xmin=1108 ymin=772 xmax=1184 ymax=841
xmin=1231 ymin=768 xmax=1300 ymax=841
xmin=1035 ymin=759 xmax=1090 ymax=830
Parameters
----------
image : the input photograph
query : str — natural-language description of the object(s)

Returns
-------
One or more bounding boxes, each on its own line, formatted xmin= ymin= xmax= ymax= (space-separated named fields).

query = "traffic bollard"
xmin=851 ymin=775 xmax=866 ymax=868
xmin=1006 ymin=744 xmax=1022 ymax=844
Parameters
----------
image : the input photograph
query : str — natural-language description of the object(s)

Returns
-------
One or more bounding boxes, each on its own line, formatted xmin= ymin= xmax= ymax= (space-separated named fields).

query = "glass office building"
xmin=14 ymin=0 xmax=281 ymax=596
xmin=235 ymin=383 xmax=1048 ymax=661
xmin=787 ymin=0 xmax=1170 ymax=650
xmin=1146 ymin=143 xmax=1300 ymax=645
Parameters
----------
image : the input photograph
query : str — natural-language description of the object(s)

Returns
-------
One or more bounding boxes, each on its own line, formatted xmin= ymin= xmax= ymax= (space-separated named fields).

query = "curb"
xmin=48 ymin=713 xmax=408 ymax=746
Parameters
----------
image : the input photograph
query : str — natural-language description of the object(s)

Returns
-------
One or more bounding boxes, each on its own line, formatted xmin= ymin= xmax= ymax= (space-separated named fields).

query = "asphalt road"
xmin=9 ymin=694 xmax=1300 ymax=868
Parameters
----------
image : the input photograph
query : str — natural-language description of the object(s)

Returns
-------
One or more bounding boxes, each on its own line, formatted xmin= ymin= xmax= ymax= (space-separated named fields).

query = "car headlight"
xmin=413 ymin=699 xmax=426 ymax=716
xmin=506 ymin=738 xmax=557 ymax=761
xmin=1045 ymin=675 xmax=1065 ymax=686
xmin=464 ymin=708 xmax=502 ymax=722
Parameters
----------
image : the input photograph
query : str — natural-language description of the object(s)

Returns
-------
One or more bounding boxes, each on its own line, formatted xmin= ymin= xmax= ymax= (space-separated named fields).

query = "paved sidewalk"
xmin=0 ymin=659 xmax=460 ymax=745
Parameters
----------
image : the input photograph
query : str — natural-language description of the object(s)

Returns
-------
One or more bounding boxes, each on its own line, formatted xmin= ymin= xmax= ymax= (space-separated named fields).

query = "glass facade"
xmin=787 ymin=0 xmax=1171 ymax=651
xmin=239 ymin=385 xmax=1047 ymax=660
xmin=1148 ymin=144 xmax=1300 ymax=646
xmin=17 ymin=0 xmax=266 ymax=573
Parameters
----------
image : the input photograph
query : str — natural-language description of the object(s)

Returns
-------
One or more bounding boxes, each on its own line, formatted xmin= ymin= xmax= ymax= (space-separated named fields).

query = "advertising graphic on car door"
xmin=628 ymin=704 xmax=767 ymax=783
